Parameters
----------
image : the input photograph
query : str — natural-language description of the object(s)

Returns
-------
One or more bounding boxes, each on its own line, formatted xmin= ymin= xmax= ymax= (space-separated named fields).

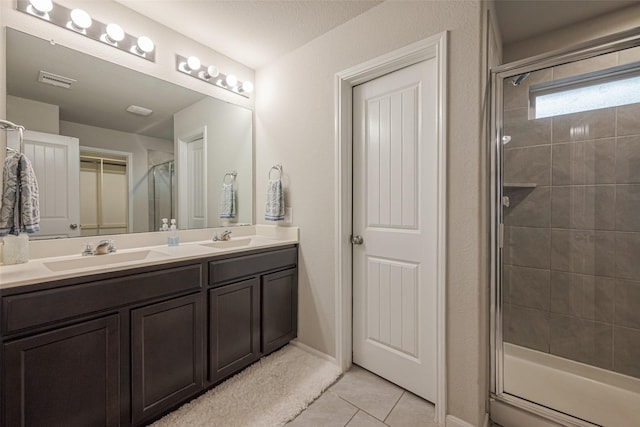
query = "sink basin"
xmin=44 ymin=250 xmax=163 ymax=272
xmin=199 ymin=236 xmax=280 ymax=250
xmin=200 ymin=238 xmax=252 ymax=249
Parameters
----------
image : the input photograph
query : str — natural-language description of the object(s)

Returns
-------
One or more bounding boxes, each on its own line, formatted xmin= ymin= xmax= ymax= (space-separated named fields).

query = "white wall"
xmin=59 ymin=120 xmax=173 ymax=233
xmin=256 ymin=1 xmax=487 ymax=425
xmin=173 ymin=97 xmax=253 ymax=227
xmin=7 ymin=95 xmax=59 ymax=134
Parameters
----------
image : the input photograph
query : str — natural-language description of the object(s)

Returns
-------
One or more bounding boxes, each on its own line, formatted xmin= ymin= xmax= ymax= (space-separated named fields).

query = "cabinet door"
xmin=262 ymin=268 xmax=298 ymax=355
xmin=131 ymin=293 xmax=203 ymax=425
xmin=3 ymin=315 xmax=120 ymax=427
xmin=208 ymin=277 xmax=260 ymax=384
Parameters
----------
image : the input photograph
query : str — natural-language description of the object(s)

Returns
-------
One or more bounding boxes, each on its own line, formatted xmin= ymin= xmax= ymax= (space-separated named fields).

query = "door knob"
xmin=351 ymin=235 xmax=364 ymax=245
xmin=70 ymin=223 xmax=78 ymax=230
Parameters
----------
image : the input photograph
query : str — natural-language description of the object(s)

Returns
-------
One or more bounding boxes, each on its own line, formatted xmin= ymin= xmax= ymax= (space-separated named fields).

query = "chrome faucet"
xmin=81 ymin=243 xmax=94 ymax=256
xmin=94 ymin=239 xmax=117 ymax=255
xmin=213 ymin=230 xmax=232 ymax=241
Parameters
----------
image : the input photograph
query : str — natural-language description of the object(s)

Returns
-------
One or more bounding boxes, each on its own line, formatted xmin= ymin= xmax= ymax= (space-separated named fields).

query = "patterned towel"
xmin=0 ymin=153 xmax=40 ymax=236
xmin=265 ymin=179 xmax=284 ymax=221
xmin=219 ymin=183 xmax=236 ymax=219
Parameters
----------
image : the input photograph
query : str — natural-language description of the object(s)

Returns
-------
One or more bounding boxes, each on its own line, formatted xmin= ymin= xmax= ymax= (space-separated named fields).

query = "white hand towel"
xmin=0 ymin=153 xmax=40 ymax=236
xmin=265 ymin=179 xmax=284 ymax=221
xmin=219 ymin=183 xmax=236 ymax=219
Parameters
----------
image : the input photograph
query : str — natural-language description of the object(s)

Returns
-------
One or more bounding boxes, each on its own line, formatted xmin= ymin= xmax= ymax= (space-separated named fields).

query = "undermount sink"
xmin=43 ymin=250 xmax=163 ymax=272
xmin=199 ymin=237 xmax=253 ymax=249
xmin=199 ymin=236 xmax=280 ymax=250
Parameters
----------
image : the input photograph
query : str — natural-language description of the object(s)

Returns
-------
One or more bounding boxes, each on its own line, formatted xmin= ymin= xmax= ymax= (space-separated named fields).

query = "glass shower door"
xmin=496 ymin=44 xmax=640 ymax=426
xmin=149 ymin=160 xmax=175 ymax=232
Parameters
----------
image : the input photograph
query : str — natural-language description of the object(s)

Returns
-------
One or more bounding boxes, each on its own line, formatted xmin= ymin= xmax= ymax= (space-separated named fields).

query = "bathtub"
xmin=503 ymin=343 xmax=640 ymax=426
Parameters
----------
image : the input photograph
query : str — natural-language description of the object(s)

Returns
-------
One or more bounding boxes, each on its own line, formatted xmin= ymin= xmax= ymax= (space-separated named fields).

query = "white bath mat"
xmin=151 ymin=344 xmax=341 ymax=427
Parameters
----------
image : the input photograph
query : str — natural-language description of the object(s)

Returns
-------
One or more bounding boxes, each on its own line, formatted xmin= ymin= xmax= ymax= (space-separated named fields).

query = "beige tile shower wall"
xmin=503 ymin=47 xmax=640 ymax=379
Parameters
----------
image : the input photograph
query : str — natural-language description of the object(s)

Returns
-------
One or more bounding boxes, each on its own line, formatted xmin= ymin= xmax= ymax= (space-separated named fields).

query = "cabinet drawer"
xmin=209 ymin=247 xmax=297 ymax=286
xmin=2 ymin=264 xmax=202 ymax=334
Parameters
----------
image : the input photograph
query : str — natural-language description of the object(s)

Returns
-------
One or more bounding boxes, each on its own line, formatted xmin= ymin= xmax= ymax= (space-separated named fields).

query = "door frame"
xmin=334 ymin=32 xmax=447 ymax=424
xmin=176 ymin=126 xmax=208 ymax=230
xmin=79 ymin=146 xmax=134 ymax=233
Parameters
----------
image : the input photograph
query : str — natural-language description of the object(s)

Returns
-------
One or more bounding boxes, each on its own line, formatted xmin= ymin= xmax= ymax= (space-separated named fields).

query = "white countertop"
xmin=0 ymin=225 xmax=298 ymax=291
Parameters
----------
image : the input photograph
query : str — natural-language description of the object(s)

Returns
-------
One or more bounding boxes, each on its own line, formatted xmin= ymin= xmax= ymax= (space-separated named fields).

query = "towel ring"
xmin=269 ymin=164 xmax=282 ymax=180
xmin=223 ymin=171 xmax=237 ymax=184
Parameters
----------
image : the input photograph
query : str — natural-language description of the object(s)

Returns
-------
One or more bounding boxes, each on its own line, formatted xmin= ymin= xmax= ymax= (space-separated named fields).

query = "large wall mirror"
xmin=5 ymin=28 xmax=253 ymax=240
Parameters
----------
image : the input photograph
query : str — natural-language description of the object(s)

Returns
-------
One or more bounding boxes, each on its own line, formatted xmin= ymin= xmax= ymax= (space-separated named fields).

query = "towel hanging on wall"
xmin=265 ymin=165 xmax=284 ymax=221
xmin=220 ymin=171 xmax=237 ymax=219
xmin=219 ymin=182 xmax=236 ymax=219
xmin=0 ymin=152 xmax=40 ymax=236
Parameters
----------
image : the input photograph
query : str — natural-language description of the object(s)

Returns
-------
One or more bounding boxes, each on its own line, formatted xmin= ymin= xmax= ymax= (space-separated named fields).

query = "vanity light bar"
xmin=176 ymin=54 xmax=253 ymax=98
xmin=17 ymin=0 xmax=156 ymax=62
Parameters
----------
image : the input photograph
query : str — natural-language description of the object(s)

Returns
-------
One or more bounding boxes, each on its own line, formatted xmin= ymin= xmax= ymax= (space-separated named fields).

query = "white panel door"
xmin=9 ymin=130 xmax=80 ymax=238
xmin=353 ymin=59 xmax=438 ymax=402
xmin=185 ymin=137 xmax=206 ymax=229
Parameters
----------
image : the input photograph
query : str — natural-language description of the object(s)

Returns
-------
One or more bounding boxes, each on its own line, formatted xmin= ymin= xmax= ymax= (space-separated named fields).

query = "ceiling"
xmin=495 ymin=0 xmax=637 ymax=45
xmin=114 ymin=0 xmax=384 ymax=70
xmin=113 ymin=0 xmax=639 ymax=70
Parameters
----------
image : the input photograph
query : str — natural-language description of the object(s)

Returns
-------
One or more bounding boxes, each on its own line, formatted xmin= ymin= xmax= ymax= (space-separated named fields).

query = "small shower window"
xmin=529 ymin=62 xmax=640 ymax=119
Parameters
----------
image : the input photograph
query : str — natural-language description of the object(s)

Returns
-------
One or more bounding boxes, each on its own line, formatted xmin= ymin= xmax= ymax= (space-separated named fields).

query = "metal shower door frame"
xmin=489 ymin=26 xmax=640 ymax=427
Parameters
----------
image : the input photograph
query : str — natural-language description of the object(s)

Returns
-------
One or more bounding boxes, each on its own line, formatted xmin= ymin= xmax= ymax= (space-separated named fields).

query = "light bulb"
xmin=135 ymin=36 xmax=154 ymax=54
xmin=206 ymin=65 xmax=219 ymax=78
xmin=225 ymin=74 xmax=238 ymax=87
xmin=70 ymin=9 xmax=92 ymax=31
xmin=28 ymin=0 xmax=53 ymax=13
xmin=200 ymin=65 xmax=220 ymax=80
xmin=105 ymin=23 xmax=125 ymax=43
xmin=240 ymin=81 xmax=254 ymax=93
xmin=187 ymin=56 xmax=201 ymax=71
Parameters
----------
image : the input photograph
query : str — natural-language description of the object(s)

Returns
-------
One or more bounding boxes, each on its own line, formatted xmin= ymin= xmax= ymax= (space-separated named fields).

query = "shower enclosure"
xmin=491 ymin=30 xmax=640 ymax=426
xmin=148 ymin=160 xmax=174 ymax=232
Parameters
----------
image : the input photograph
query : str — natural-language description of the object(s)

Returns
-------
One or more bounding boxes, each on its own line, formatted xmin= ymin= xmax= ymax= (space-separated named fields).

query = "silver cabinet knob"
xmin=70 ymin=223 xmax=78 ymax=230
xmin=351 ymin=235 xmax=364 ymax=245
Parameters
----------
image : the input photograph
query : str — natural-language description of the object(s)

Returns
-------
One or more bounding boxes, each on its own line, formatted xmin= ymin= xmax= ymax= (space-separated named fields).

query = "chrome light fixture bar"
xmin=17 ymin=0 xmax=156 ymax=62
xmin=176 ymin=54 xmax=253 ymax=98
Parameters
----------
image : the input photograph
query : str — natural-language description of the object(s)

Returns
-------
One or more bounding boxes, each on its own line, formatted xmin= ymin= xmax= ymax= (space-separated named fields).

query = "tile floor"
xmin=288 ymin=364 xmax=439 ymax=427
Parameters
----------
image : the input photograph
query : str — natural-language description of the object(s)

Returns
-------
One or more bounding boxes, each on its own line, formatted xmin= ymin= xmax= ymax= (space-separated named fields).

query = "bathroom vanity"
xmin=0 ymin=232 xmax=298 ymax=426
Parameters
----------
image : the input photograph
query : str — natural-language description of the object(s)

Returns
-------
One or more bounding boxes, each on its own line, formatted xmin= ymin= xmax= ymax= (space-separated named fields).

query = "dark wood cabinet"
xmin=131 ymin=293 xmax=204 ymax=425
xmin=1 ymin=244 xmax=297 ymax=427
xmin=262 ymin=268 xmax=298 ymax=354
xmin=3 ymin=315 xmax=120 ymax=427
xmin=207 ymin=246 xmax=298 ymax=364
xmin=208 ymin=277 xmax=261 ymax=384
